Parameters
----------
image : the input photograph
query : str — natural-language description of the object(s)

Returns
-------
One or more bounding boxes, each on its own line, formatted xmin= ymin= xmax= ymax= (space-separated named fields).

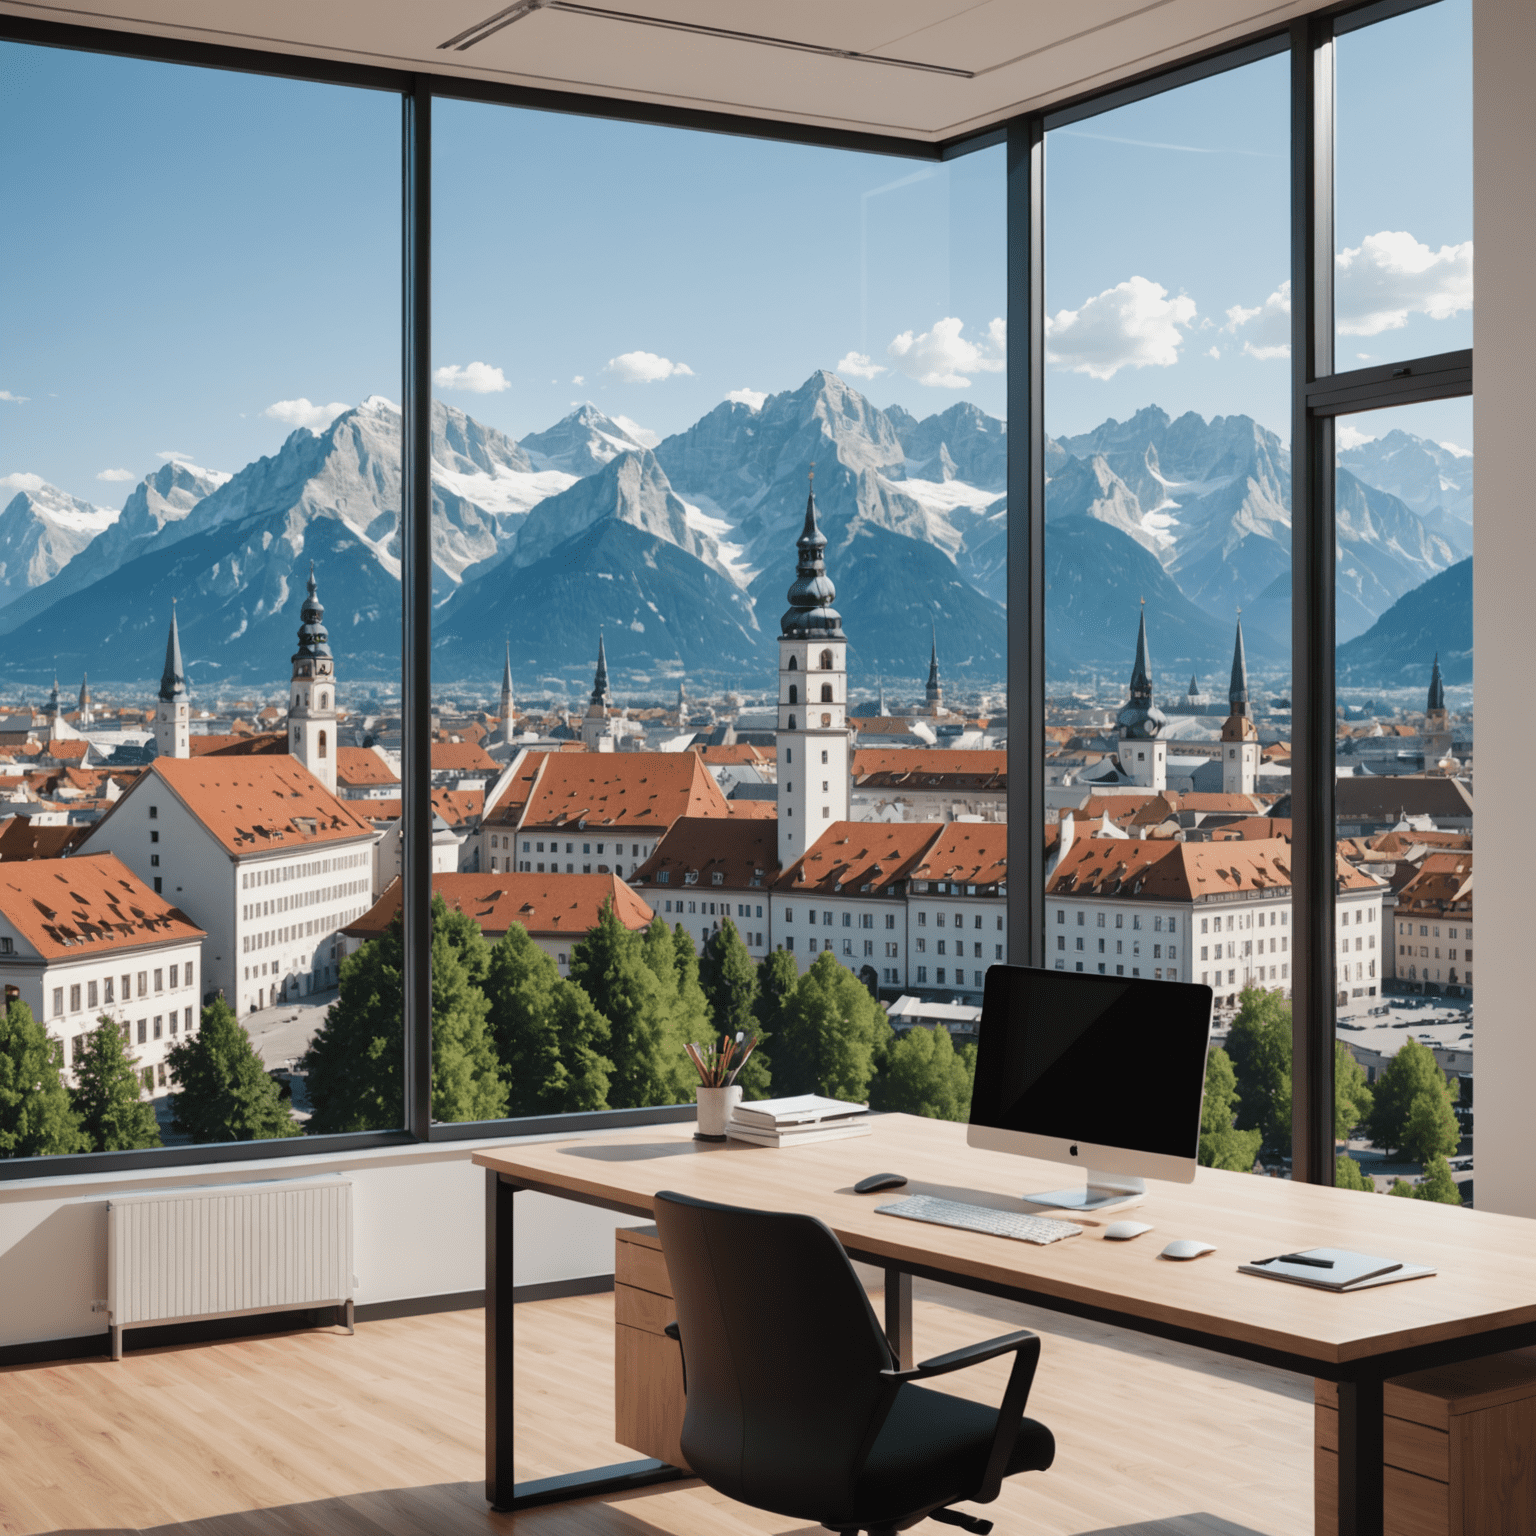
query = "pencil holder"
xmin=695 ymin=1085 xmax=743 ymax=1142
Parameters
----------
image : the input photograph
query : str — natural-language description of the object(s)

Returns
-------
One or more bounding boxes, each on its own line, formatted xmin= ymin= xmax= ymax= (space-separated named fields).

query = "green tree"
xmin=1224 ymin=987 xmax=1292 ymax=1153
xmin=0 ymin=999 xmax=87 ymax=1157
xmin=71 ymin=1017 xmax=161 ymax=1151
xmin=1335 ymin=1041 xmax=1375 ymax=1142
xmin=1401 ymin=1084 xmax=1461 ymax=1167
xmin=485 ymin=924 xmax=611 ymax=1116
xmin=699 ymin=918 xmax=770 ymax=1098
xmin=168 ymin=997 xmax=302 ymax=1142
xmin=774 ymin=953 xmax=892 ymax=1102
xmin=1367 ymin=1038 xmax=1459 ymax=1159
xmin=1198 ymin=1046 xmax=1263 ymax=1172
xmin=569 ymin=900 xmax=677 ymax=1107
xmin=1335 ymin=1154 xmax=1375 ymax=1192
xmin=303 ymin=895 xmax=507 ymax=1132
xmin=666 ymin=922 xmax=715 ymax=1098
xmin=1412 ymin=1153 xmax=1464 ymax=1205
xmin=870 ymin=1025 xmax=975 ymax=1121
xmin=754 ymin=949 xmax=798 ymax=1041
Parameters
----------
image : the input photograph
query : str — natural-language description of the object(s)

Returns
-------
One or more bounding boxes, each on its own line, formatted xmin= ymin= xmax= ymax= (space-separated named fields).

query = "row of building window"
xmin=914 ymin=940 xmax=998 ymax=957
xmin=1398 ymin=922 xmax=1471 ymax=938
xmin=1401 ymin=945 xmax=1471 ymax=960
xmin=53 ymin=966 xmax=196 ymax=1017
xmin=1060 ymin=935 xmax=1179 ymax=959
xmin=521 ymin=861 xmax=636 ymax=876
xmin=67 ymin=1007 xmax=197 ymax=1058
xmin=520 ymin=839 xmax=646 ymax=856
xmin=239 ymin=850 xmax=365 ymax=890
xmin=241 ymin=878 xmax=364 ymax=921
xmin=661 ymin=901 xmax=765 ymax=918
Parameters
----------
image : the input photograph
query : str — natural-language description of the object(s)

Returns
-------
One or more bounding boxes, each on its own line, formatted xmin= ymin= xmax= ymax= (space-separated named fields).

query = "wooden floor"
xmin=0 ymin=1282 xmax=1315 ymax=1536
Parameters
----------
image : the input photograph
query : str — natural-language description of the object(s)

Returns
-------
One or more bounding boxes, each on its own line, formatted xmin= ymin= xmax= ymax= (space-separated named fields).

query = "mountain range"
xmin=0 ymin=375 xmax=1472 ymax=694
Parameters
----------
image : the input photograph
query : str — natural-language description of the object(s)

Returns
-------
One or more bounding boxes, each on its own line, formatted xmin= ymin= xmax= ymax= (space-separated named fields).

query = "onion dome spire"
xmin=292 ymin=562 xmax=332 ymax=664
xmin=1115 ymin=601 xmax=1165 ymax=739
xmin=159 ymin=605 xmax=188 ymax=701
xmin=781 ymin=467 xmax=844 ymax=638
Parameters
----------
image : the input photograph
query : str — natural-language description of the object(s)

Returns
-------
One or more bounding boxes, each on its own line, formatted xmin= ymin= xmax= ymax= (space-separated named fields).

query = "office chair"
xmin=653 ymin=1189 xmax=1055 ymax=1536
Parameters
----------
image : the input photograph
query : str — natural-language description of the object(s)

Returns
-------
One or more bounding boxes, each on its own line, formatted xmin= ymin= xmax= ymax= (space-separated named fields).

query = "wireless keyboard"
xmin=875 ymin=1194 xmax=1083 ymax=1246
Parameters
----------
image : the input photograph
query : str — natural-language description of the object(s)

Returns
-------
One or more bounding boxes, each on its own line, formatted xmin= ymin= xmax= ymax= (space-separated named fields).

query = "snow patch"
xmin=679 ymin=496 xmax=757 ymax=589
xmin=432 ymin=461 xmax=577 ymax=517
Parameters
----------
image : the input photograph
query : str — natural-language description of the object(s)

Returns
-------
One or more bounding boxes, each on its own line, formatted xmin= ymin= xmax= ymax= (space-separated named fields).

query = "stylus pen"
xmin=1251 ymin=1253 xmax=1335 ymax=1268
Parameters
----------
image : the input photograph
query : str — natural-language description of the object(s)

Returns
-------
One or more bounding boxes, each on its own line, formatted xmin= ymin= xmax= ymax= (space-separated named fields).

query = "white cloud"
xmin=835 ymin=352 xmax=886 ymax=381
xmin=611 ymin=414 xmax=660 ymax=449
xmin=1223 ymin=280 xmax=1291 ymax=360
xmin=572 ymin=375 xmax=585 ymax=385
xmin=1336 ymin=231 xmax=1473 ymax=335
xmin=0 ymin=390 xmax=27 ymax=404
xmin=1206 ymin=346 xmax=1221 ymax=360
xmin=0 ymin=472 xmax=44 ymax=495
xmin=886 ymin=317 xmax=1006 ymax=389
xmin=1045 ymin=279 xmax=1194 ymax=380
xmin=157 ymin=449 xmax=196 ymax=463
xmin=1437 ymin=440 xmax=1473 ymax=458
xmin=261 ymin=399 xmax=351 ymax=432
xmin=96 ymin=467 xmax=134 ymax=482
xmin=433 ymin=361 xmax=511 ymax=393
xmin=603 ymin=351 xmax=695 ymax=384
xmin=726 ymin=388 xmax=767 ymax=410
xmin=1336 ymin=423 xmax=1377 ymax=450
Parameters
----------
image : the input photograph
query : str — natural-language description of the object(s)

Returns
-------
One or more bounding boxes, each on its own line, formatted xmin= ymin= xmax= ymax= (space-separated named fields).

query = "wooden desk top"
xmin=477 ymin=1114 xmax=1536 ymax=1369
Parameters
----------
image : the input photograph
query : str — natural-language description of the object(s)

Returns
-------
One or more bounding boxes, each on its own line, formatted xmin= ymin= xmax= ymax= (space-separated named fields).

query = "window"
xmin=69 ymin=984 xmax=81 ymax=1013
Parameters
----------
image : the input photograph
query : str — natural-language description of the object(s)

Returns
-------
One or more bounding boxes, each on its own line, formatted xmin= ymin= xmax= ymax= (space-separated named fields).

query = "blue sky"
xmin=1 ymin=0 xmax=1471 ymax=507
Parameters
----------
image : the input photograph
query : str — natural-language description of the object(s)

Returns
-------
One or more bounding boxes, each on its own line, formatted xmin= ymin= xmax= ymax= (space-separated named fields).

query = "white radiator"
xmin=106 ymin=1177 xmax=354 ymax=1359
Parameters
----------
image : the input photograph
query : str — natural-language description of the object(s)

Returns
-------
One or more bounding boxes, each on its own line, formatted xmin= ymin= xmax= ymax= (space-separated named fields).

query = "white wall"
xmin=1470 ymin=0 xmax=1536 ymax=1217
xmin=0 ymin=1136 xmax=639 ymax=1352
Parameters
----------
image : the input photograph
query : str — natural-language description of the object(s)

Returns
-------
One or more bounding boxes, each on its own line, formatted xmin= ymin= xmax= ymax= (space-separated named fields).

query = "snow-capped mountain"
xmin=0 ymin=478 xmax=118 ymax=610
xmin=1339 ymin=429 xmax=1473 ymax=548
xmin=519 ymin=404 xmax=653 ymax=478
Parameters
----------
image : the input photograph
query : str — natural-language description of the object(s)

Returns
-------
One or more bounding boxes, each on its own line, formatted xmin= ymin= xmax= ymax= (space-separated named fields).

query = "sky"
xmin=0 ymin=0 xmax=1472 ymax=509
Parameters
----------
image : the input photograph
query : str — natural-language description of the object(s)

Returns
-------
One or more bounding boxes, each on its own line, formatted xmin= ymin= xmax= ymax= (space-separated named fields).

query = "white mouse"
xmin=1103 ymin=1220 xmax=1154 ymax=1241
xmin=1160 ymin=1239 xmax=1217 ymax=1260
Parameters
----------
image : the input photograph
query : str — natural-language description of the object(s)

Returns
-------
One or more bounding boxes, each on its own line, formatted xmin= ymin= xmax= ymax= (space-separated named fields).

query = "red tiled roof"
xmin=336 ymin=747 xmax=399 ymax=787
xmin=0 ymin=852 xmax=204 ymax=960
xmin=690 ymin=743 xmax=776 ymax=766
xmin=852 ymin=749 xmax=1007 ymax=778
xmin=194 ymin=732 xmax=287 ymax=757
xmin=777 ymin=822 xmax=941 ymax=896
xmin=344 ymin=872 xmax=652 ymax=943
xmin=430 ymin=742 xmax=500 ymax=774
xmin=725 ymin=800 xmax=777 ymax=819
xmin=487 ymin=750 xmax=730 ymax=834
xmin=1397 ymin=852 xmax=1473 ymax=916
xmin=633 ymin=817 xmax=782 ymax=891
xmin=910 ymin=823 xmax=1007 ymax=887
xmin=90 ymin=757 xmax=377 ymax=857
xmin=0 ymin=820 xmax=89 ymax=861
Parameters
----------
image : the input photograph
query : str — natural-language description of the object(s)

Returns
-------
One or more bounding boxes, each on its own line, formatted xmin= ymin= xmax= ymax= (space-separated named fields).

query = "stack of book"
xmin=726 ymin=1094 xmax=870 ymax=1147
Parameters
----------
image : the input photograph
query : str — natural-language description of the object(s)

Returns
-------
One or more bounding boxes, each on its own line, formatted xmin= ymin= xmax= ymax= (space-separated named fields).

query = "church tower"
xmin=777 ymin=471 xmax=849 ymax=867
xmin=154 ymin=608 xmax=190 ymax=760
xmin=77 ymin=673 xmax=93 ymax=728
xmin=581 ymin=633 xmax=617 ymax=751
xmin=1116 ymin=604 xmax=1166 ymax=789
xmin=499 ymin=641 xmax=516 ymax=749
xmin=288 ymin=564 xmax=337 ymax=794
xmin=1423 ymin=653 xmax=1454 ymax=769
xmin=1221 ymin=615 xmax=1260 ymax=795
xmin=924 ymin=625 xmax=945 ymax=716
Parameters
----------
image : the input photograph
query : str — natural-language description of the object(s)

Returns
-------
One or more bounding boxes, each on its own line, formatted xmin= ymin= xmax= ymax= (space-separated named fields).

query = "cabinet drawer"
xmin=615 ymin=1235 xmax=673 ymax=1299
xmin=1315 ymin=1448 xmax=1450 ymax=1536
xmin=1316 ymin=1403 xmax=1450 ymax=1482
xmin=615 ymin=1322 xmax=688 ymax=1471
xmin=616 ymin=1282 xmax=675 ymax=1336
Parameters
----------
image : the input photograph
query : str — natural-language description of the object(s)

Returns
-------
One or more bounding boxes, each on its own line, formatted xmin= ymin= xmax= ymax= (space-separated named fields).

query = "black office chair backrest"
xmin=653 ymin=1189 xmax=897 ymax=1513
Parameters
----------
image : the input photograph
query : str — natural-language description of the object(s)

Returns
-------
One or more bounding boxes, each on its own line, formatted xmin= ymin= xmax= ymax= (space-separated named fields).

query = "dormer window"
xmin=711 ymin=872 xmax=724 ymax=885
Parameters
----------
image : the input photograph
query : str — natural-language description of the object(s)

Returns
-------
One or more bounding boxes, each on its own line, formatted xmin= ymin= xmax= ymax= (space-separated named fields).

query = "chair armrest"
xmin=663 ymin=1321 xmax=686 ymax=1393
xmin=879 ymin=1328 xmax=1037 ymax=1384
xmin=663 ymin=1322 xmax=680 ymax=1342
xmin=881 ymin=1330 xmax=1041 ymax=1504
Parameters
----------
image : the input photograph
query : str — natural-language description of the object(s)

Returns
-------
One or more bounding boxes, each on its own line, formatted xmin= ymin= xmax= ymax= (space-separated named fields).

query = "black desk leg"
xmin=486 ymin=1169 xmax=519 ymax=1511
xmin=1337 ymin=1374 xmax=1385 ymax=1536
xmin=486 ymin=1169 xmax=688 ymax=1513
xmin=885 ymin=1267 xmax=914 ymax=1371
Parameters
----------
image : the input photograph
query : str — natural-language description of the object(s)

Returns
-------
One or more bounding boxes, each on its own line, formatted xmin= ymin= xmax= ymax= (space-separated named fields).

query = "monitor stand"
xmin=1024 ymin=1171 xmax=1145 ymax=1213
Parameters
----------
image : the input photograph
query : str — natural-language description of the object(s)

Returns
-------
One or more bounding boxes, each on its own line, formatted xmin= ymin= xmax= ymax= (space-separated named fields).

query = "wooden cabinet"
xmin=1316 ymin=1349 xmax=1536 ymax=1536
xmin=614 ymin=1225 xmax=689 ymax=1471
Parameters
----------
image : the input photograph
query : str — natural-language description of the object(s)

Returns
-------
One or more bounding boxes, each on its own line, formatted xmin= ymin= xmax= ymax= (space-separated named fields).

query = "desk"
xmin=477 ymin=1114 xmax=1536 ymax=1536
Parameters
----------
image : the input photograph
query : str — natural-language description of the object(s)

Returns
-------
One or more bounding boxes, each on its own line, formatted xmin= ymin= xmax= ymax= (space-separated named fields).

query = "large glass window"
xmin=1042 ymin=57 xmax=1291 ymax=1004
xmin=1334 ymin=394 xmax=1473 ymax=1200
xmin=0 ymin=44 xmax=402 ymax=1156
xmin=1334 ymin=0 xmax=1473 ymax=362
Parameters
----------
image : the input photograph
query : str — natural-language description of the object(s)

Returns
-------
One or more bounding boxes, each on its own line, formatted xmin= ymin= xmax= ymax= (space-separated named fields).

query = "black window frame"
xmin=0 ymin=0 xmax=1468 ymax=1178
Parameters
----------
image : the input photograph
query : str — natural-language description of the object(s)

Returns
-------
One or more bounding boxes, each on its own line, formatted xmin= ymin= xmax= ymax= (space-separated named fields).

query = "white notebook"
xmin=1239 ymin=1247 xmax=1436 ymax=1291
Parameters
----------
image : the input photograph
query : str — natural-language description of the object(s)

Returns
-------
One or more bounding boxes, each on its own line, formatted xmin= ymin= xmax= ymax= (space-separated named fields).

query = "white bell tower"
xmin=1221 ymin=615 xmax=1260 ymax=796
xmin=777 ymin=471 xmax=849 ymax=868
xmin=1116 ymin=603 xmax=1166 ymax=791
xmin=288 ymin=563 xmax=338 ymax=795
xmin=154 ymin=606 xmax=190 ymax=759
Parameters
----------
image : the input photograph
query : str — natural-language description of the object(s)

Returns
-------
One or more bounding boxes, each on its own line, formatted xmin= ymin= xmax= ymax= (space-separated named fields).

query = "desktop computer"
xmin=967 ymin=964 xmax=1214 ymax=1212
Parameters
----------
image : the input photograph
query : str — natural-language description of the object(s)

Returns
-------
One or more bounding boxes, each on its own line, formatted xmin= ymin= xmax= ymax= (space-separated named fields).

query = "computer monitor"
xmin=968 ymin=965 xmax=1213 ymax=1212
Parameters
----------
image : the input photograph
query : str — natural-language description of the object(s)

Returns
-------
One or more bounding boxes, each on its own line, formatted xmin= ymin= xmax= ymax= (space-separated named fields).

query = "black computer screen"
xmin=970 ymin=966 xmax=1212 ymax=1159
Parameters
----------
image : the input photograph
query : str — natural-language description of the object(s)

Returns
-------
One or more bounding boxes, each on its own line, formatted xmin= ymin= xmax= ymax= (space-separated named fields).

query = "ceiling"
xmin=0 ymin=0 xmax=1317 ymax=143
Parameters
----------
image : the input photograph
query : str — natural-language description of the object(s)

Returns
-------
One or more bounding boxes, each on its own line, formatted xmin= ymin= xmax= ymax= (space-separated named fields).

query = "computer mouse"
xmin=854 ymin=1172 xmax=908 ymax=1194
xmin=1103 ymin=1220 xmax=1154 ymax=1241
xmin=1159 ymin=1239 xmax=1216 ymax=1260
